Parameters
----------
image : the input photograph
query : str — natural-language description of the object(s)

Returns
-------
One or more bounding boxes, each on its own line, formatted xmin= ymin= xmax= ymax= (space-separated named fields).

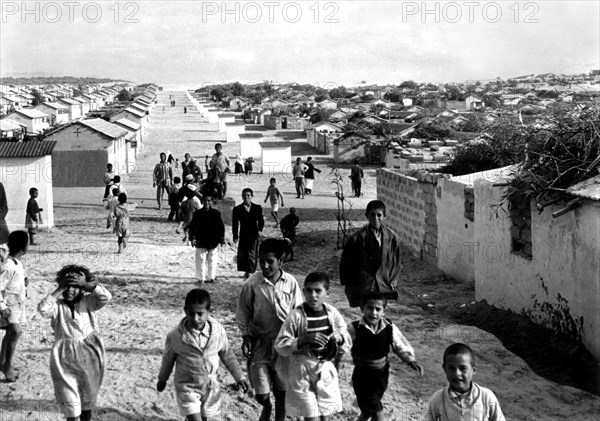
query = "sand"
xmin=1 ymin=91 xmax=598 ymax=420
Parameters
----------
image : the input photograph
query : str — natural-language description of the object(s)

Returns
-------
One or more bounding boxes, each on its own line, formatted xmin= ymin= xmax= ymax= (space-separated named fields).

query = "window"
xmin=509 ymin=198 xmax=533 ymax=260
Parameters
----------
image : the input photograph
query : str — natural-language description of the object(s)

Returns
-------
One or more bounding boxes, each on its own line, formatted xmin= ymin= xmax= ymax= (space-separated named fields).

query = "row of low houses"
xmin=0 ymin=81 xmax=145 ymax=136
xmin=0 ymin=84 xmax=159 ymax=232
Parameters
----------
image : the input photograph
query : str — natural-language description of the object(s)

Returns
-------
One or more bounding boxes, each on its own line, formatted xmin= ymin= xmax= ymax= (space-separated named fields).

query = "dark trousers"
xmin=354 ymin=181 xmax=362 ymax=197
xmin=168 ymin=204 xmax=180 ymax=221
xmin=352 ymin=363 xmax=389 ymax=416
xmin=103 ymin=185 xmax=111 ymax=198
xmin=237 ymin=236 xmax=259 ymax=273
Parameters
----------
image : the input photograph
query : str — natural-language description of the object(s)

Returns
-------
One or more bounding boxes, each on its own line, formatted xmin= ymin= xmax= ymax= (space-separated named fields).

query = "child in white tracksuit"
xmin=274 ymin=272 xmax=351 ymax=420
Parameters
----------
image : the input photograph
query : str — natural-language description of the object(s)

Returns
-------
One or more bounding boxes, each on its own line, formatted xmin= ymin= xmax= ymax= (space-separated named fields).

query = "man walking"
xmin=153 ymin=152 xmax=173 ymax=210
xmin=292 ymin=157 xmax=308 ymax=199
xmin=232 ymin=188 xmax=264 ymax=279
xmin=210 ymin=143 xmax=231 ymax=199
xmin=350 ymin=159 xmax=364 ymax=197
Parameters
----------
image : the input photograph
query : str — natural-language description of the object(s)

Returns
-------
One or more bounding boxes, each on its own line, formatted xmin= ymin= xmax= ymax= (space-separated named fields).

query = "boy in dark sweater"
xmin=348 ymin=291 xmax=424 ymax=421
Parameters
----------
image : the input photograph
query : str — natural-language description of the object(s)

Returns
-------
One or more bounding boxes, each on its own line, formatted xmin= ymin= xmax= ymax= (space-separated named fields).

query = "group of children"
xmin=158 ymin=237 xmax=505 ymax=421
xmin=0 ymin=230 xmax=505 ymax=421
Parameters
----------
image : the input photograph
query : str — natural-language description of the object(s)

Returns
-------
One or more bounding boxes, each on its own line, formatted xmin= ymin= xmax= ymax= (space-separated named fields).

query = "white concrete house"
xmin=0 ymin=119 xmax=26 ymax=140
xmin=239 ymin=133 xmax=263 ymax=160
xmin=226 ymin=122 xmax=245 ymax=143
xmin=0 ymin=140 xmax=57 ymax=230
xmin=57 ymin=97 xmax=82 ymax=120
xmin=473 ymin=170 xmax=600 ymax=361
xmin=465 ymin=95 xmax=484 ymax=110
xmin=218 ymin=113 xmax=235 ymax=132
xmin=5 ymin=108 xmax=51 ymax=134
xmin=35 ymin=102 xmax=70 ymax=125
xmin=260 ymin=141 xmax=293 ymax=175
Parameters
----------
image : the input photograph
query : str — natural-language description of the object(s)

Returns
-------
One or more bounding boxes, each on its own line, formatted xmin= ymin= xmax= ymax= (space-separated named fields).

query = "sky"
xmin=1 ymin=0 xmax=599 ymax=89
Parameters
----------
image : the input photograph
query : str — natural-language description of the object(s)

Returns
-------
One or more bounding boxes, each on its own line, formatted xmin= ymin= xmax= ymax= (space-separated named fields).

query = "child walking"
xmin=102 ymin=163 xmax=114 ymax=200
xmin=113 ymin=193 xmax=137 ymax=253
xmin=348 ymin=291 xmax=424 ymax=421
xmin=264 ymin=178 xmax=284 ymax=227
xmin=236 ymin=238 xmax=303 ymax=421
xmin=157 ymin=288 xmax=250 ymax=421
xmin=177 ymin=187 xmax=200 ymax=243
xmin=279 ymin=207 xmax=299 ymax=261
xmin=105 ymin=187 xmax=119 ymax=229
xmin=37 ymin=265 xmax=112 ymax=421
xmin=422 ymin=343 xmax=505 ymax=421
xmin=0 ymin=230 xmax=29 ymax=382
xmin=275 ymin=271 xmax=351 ymax=420
xmin=25 ymin=187 xmax=43 ymax=245
xmin=168 ymin=176 xmax=182 ymax=222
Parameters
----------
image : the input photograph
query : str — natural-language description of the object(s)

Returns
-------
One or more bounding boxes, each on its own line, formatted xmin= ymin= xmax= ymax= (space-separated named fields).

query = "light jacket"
xmin=158 ymin=317 xmax=245 ymax=394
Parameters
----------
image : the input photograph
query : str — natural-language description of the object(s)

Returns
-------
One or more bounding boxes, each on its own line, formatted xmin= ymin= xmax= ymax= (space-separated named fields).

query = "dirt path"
xmin=1 ymin=91 xmax=599 ymax=420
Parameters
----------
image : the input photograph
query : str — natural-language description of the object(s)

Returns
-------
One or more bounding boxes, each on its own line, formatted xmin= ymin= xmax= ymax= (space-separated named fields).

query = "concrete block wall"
xmin=376 ymin=169 xmax=442 ymax=265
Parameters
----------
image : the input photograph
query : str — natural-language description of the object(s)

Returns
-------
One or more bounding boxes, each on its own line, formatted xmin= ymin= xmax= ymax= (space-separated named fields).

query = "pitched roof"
xmin=0 ymin=140 xmax=57 ymax=157
xmin=123 ymin=107 xmax=145 ymax=117
xmin=39 ymin=102 xmax=69 ymax=110
xmin=78 ymin=119 xmax=128 ymax=139
xmin=113 ymin=118 xmax=141 ymax=131
xmin=0 ymin=119 xmax=26 ymax=131
xmin=130 ymin=103 xmax=147 ymax=113
xmin=13 ymin=108 xmax=50 ymax=119
xmin=57 ymin=98 xmax=80 ymax=105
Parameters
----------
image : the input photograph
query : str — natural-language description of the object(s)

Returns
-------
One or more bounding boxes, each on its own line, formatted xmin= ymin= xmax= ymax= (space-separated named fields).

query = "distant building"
xmin=0 ymin=119 xmax=27 ymax=141
xmin=465 ymin=95 xmax=484 ymax=110
xmin=0 ymin=140 xmax=57 ymax=229
xmin=35 ymin=102 xmax=70 ymax=125
xmin=57 ymin=97 xmax=83 ymax=120
xmin=4 ymin=108 xmax=51 ymax=134
xmin=45 ymin=119 xmax=129 ymax=187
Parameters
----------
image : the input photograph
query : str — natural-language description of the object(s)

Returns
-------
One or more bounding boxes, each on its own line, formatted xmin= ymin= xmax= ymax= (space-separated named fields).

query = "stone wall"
xmin=285 ymin=116 xmax=309 ymax=130
xmin=314 ymin=132 xmax=331 ymax=154
xmin=265 ymin=116 xmax=282 ymax=130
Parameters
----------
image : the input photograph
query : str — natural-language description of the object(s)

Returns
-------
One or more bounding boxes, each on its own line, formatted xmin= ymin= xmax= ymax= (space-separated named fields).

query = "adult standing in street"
xmin=0 ymin=182 xmax=9 ymax=263
xmin=210 ymin=143 xmax=231 ymax=199
xmin=180 ymin=153 xmax=192 ymax=179
xmin=188 ymin=195 xmax=225 ymax=284
xmin=232 ymin=188 xmax=264 ymax=279
xmin=153 ymin=152 xmax=173 ymax=210
xmin=350 ymin=159 xmax=364 ymax=197
xmin=303 ymin=157 xmax=321 ymax=195
xmin=292 ymin=157 xmax=308 ymax=199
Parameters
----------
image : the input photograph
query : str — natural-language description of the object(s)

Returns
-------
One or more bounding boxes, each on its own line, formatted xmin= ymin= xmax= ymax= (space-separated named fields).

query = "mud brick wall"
xmin=376 ymin=169 xmax=441 ymax=265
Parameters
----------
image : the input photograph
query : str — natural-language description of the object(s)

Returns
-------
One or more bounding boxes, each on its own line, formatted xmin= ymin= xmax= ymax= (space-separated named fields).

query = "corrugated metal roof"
xmin=0 ymin=140 xmax=57 ymax=157
xmin=78 ymin=119 xmax=128 ymax=139
xmin=567 ymin=175 xmax=600 ymax=201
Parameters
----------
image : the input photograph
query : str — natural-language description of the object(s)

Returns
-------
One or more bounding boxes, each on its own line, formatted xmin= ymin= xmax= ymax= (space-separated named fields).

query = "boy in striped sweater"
xmin=275 ymin=272 xmax=351 ymax=421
